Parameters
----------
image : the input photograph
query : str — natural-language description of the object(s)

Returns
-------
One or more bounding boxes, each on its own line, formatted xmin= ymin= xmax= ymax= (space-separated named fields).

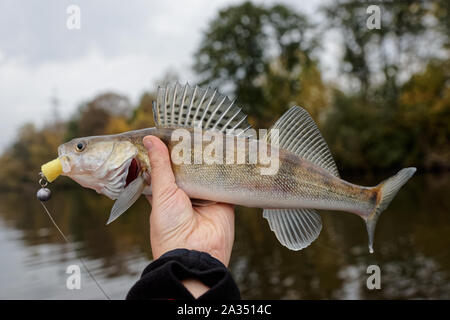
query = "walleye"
xmin=48 ymin=83 xmax=416 ymax=253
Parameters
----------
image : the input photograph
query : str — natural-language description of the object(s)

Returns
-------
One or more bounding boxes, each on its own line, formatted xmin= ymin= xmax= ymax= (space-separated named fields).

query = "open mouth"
xmin=125 ymin=158 xmax=139 ymax=187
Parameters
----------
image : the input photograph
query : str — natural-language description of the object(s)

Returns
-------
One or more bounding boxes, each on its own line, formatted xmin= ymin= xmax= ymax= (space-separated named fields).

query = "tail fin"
xmin=366 ymin=167 xmax=416 ymax=253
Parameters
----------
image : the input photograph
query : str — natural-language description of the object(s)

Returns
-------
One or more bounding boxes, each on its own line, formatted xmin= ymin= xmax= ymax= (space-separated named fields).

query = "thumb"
xmin=143 ymin=136 xmax=177 ymax=201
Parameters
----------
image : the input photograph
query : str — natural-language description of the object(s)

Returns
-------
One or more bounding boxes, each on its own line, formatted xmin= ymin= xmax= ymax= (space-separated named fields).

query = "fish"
xmin=54 ymin=83 xmax=416 ymax=253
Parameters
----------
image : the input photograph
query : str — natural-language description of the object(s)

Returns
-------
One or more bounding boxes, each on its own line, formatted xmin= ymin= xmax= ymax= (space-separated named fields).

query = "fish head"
xmin=58 ymin=136 xmax=139 ymax=199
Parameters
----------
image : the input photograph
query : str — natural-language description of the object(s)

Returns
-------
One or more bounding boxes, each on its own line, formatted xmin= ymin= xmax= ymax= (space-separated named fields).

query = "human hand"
xmin=143 ymin=135 xmax=235 ymax=267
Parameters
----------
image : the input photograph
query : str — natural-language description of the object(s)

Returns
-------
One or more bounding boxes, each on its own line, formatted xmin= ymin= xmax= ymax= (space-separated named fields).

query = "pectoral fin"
xmin=107 ymin=175 xmax=145 ymax=225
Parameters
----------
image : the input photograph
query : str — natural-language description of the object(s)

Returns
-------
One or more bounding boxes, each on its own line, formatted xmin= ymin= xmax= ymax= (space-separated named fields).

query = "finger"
xmin=143 ymin=136 xmax=177 ymax=200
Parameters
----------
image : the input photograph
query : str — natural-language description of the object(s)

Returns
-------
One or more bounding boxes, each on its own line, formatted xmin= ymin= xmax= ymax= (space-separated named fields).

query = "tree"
xmin=399 ymin=59 xmax=450 ymax=169
xmin=0 ymin=123 xmax=65 ymax=187
xmin=66 ymin=93 xmax=131 ymax=139
xmin=262 ymin=59 xmax=330 ymax=124
xmin=194 ymin=1 xmax=318 ymax=127
xmin=322 ymin=0 xmax=446 ymax=100
xmin=130 ymin=92 xmax=157 ymax=130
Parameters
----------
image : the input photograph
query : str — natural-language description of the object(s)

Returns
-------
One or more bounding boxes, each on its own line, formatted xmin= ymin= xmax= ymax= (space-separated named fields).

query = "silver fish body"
xmin=152 ymin=128 xmax=375 ymax=216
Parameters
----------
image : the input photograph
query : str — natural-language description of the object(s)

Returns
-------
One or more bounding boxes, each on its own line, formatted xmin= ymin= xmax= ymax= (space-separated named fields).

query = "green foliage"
xmin=322 ymin=0 xmax=442 ymax=98
xmin=194 ymin=1 xmax=317 ymax=127
xmin=193 ymin=0 xmax=449 ymax=173
xmin=0 ymin=123 xmax=65 ymax=189
xmin=399 ymin=60 xmax=450 ymax=169
xmin=322 ymin=58 xmax=450 ymax=172
xmin=322 ymin=90 xmax=412 ymax=171
xmin=66 ymin=92 xmax=132 ymax=139
xmin=0 ymin=91 xmax=151 ymax=190
xmin=130 ymin=92 xmax=156 ymax=130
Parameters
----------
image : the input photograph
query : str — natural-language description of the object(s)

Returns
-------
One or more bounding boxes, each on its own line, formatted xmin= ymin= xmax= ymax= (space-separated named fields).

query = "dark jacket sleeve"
xmin=126 ymin=249 xmax=241 ymax=300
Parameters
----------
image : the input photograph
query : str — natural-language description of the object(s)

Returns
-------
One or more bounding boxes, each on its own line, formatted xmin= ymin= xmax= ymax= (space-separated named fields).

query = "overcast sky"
xmin=0 ymin=0 xmax=333 ymax=152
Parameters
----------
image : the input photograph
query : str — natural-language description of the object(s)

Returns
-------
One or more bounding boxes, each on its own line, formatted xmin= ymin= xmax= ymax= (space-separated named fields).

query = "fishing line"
xmin=39 ymin=201 xmax=111 ymax=300
xmin=38 ymin=175 xmax=111 ymax=300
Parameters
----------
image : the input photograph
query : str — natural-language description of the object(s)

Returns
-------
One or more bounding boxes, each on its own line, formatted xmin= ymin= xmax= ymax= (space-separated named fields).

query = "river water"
xmin=0 ymin=172 xmax=449 ymax=299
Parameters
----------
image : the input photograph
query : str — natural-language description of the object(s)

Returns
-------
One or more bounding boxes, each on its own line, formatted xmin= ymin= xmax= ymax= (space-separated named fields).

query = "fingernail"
xmin=143 ymin=137 xmax=153 ymax=150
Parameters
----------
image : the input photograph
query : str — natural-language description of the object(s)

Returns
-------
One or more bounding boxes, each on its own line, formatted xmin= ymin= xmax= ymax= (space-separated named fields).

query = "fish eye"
xmin=75 ymin=141 xmax=86 ymax=152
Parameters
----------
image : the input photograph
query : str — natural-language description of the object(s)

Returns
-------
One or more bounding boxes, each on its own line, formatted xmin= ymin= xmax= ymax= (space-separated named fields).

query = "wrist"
xmin=127 ymin=248 xmax=241 ymax=300
xmin=151 ymin=245 xmax=230 ymax=267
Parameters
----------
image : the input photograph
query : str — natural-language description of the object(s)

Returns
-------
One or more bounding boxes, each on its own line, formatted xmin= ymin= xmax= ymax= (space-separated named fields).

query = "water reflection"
xmin=0 ymin=173 xmax=449 ymax=299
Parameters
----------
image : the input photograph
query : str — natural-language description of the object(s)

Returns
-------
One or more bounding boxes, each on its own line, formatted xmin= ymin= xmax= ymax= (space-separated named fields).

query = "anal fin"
xmin=263 ymin=208 xmax=322 ymax=251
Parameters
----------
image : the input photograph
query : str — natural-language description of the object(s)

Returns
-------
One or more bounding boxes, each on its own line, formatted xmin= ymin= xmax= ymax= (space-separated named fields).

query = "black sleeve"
xmin=126 ymin=249 xmax=241 ymax=300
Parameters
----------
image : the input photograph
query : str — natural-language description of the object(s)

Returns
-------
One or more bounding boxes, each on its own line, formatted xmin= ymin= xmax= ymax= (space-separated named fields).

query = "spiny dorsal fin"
xmin=266 ymin=106 xmax=339 ymax=177
xmin=263 ymin=208 xmax=322 ymax=251
xmin=153 ymin=83 xmax=252 ymax=134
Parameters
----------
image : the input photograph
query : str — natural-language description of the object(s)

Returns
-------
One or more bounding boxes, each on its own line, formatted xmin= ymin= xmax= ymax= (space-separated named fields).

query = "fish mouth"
xmin=59 ymin=155 xmax=71 ymax=174
xmin=125 ymin=158 xmax=140 ymax=187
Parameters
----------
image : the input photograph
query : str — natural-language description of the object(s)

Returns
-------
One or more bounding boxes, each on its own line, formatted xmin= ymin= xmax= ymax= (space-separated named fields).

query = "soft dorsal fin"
xmin=263 ymin=208 xmax=322 ymax=251
xmin=266 ymin=106 xmax=339 ymax=177
xmin=153 ymin=83 xmax=252 ymax=134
